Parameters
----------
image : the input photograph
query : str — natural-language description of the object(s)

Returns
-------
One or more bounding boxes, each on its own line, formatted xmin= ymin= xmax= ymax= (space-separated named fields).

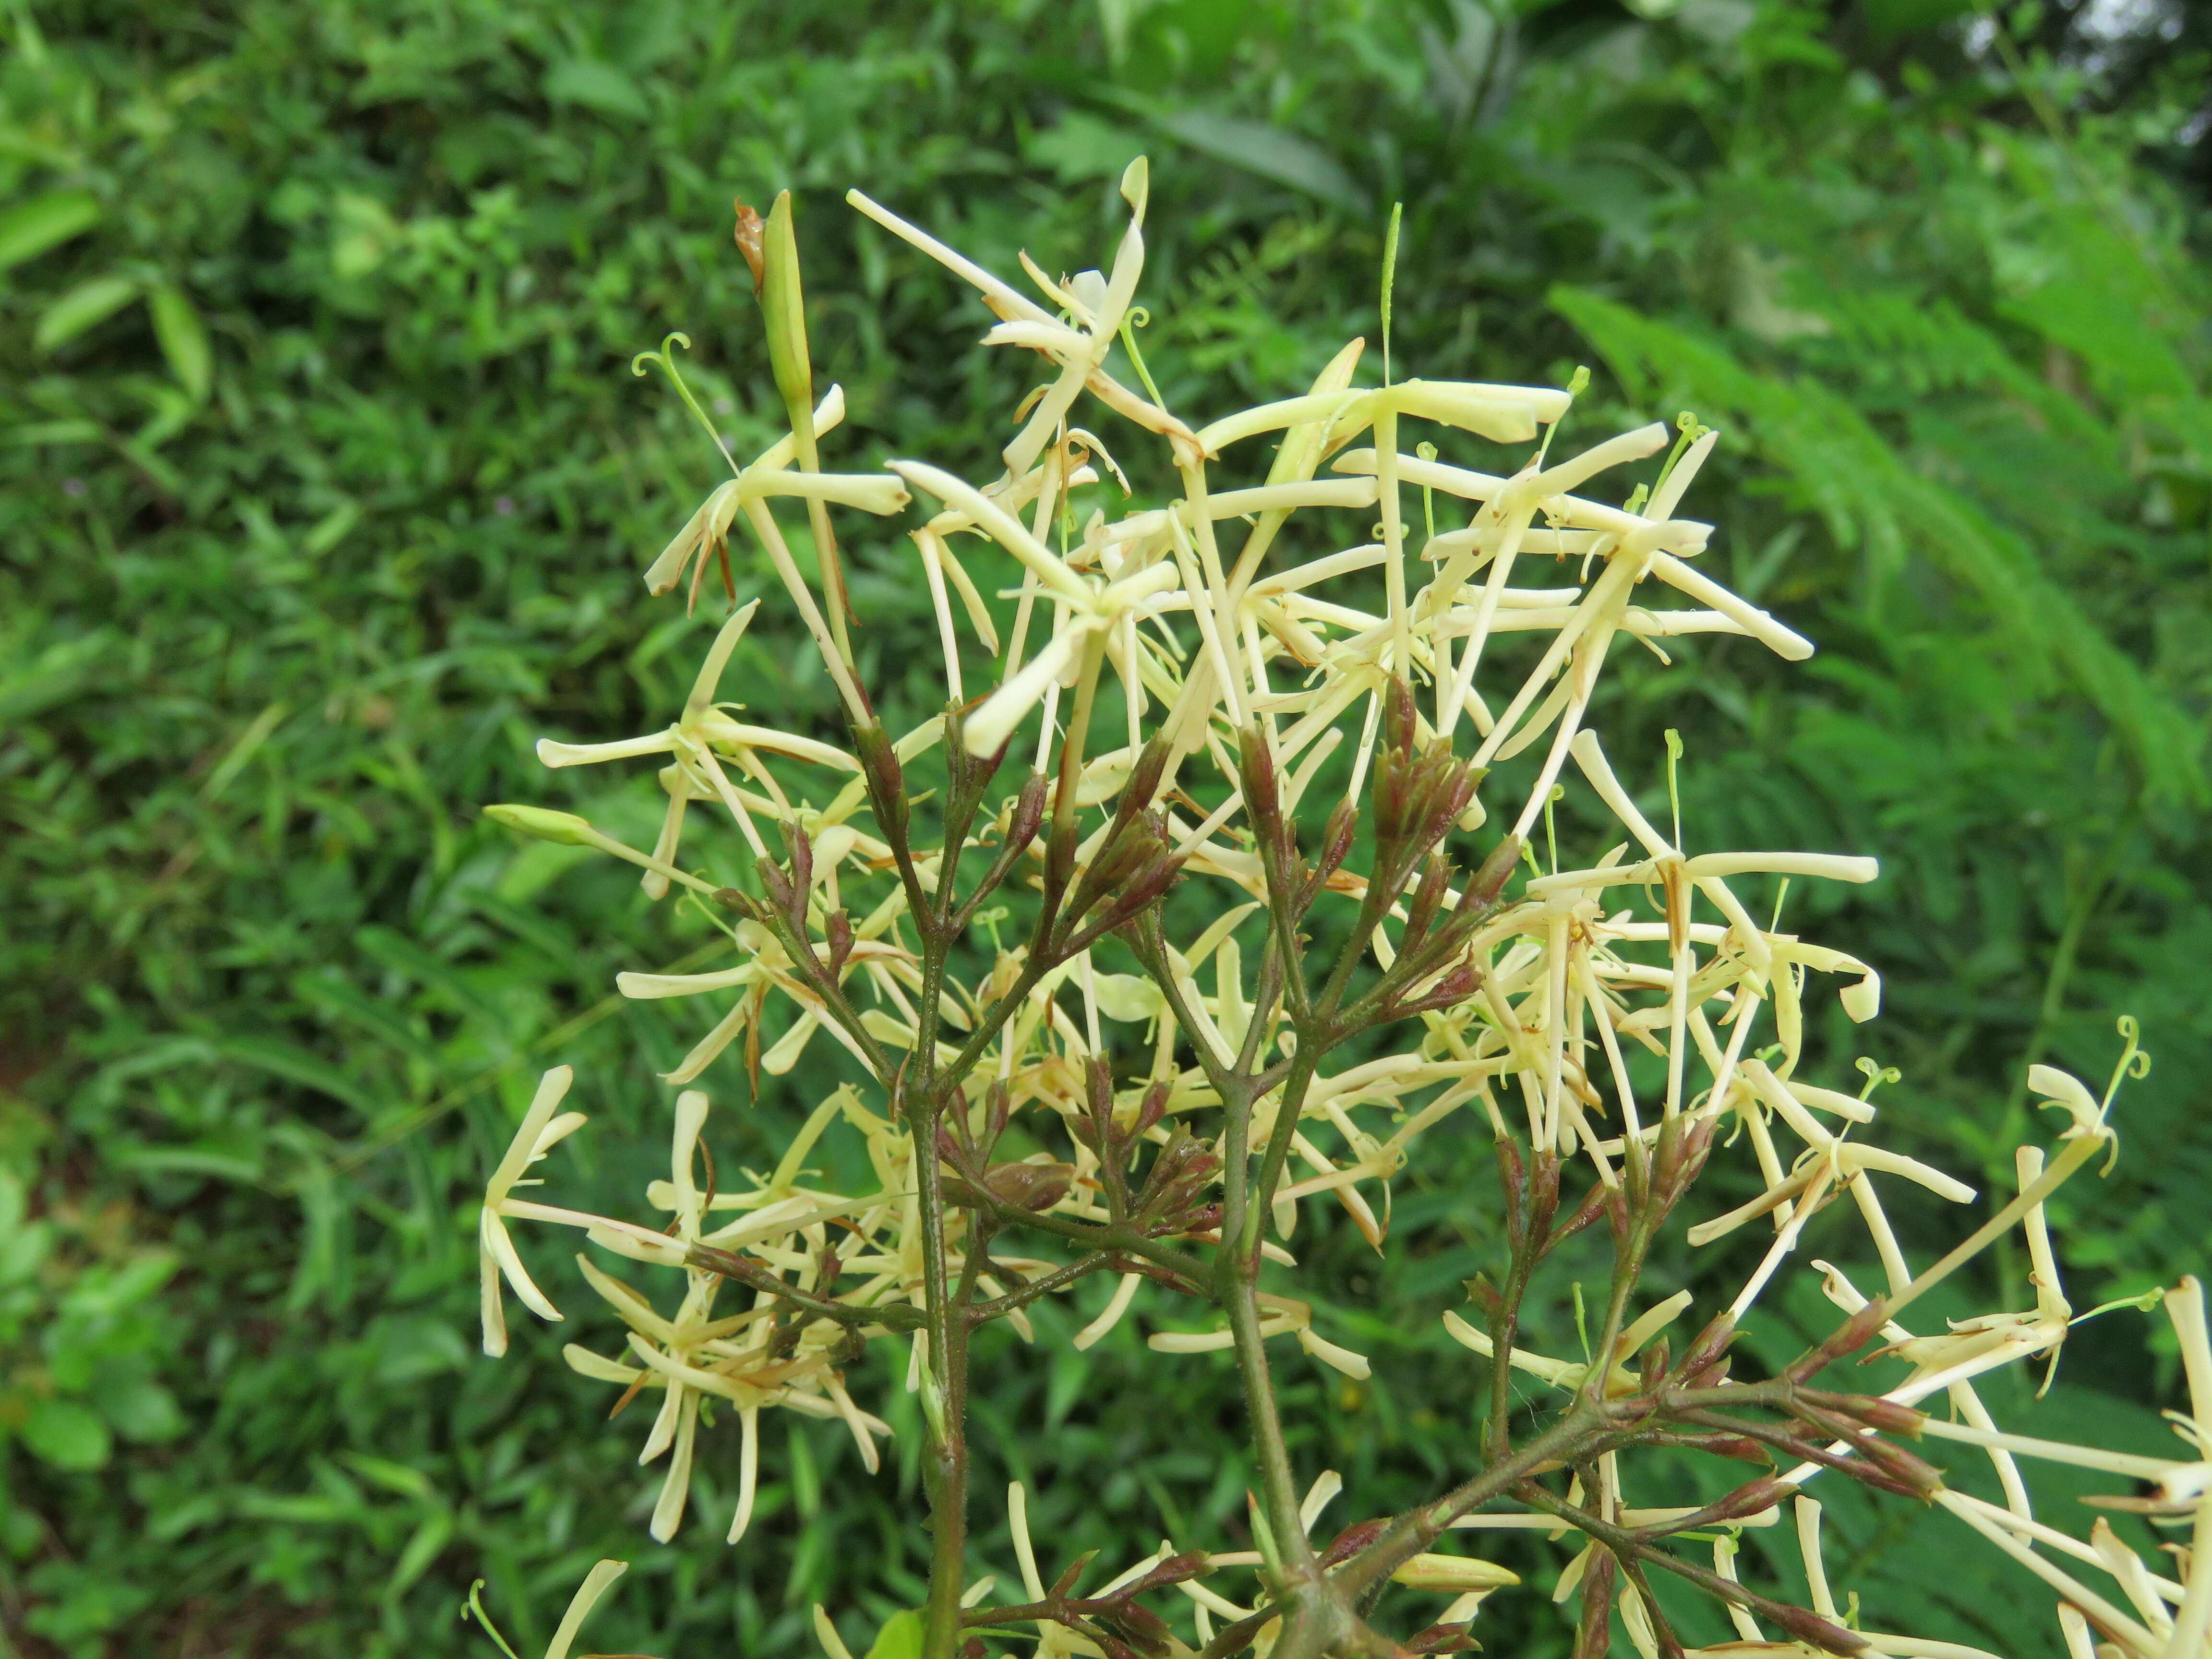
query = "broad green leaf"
xmin=100 ymin=1376 xmax=185 ymax=1443
xmin=0 ymin=189 xmax=99 ymax=272
xmin=23 ymin=1398 xmax=111 ymax=1470
xmin=32 ymin=273 xmax=139 ymax=352
xmin=1143 ymin=108 xmax=1366 ymax=210
xmin=863 ymin=1610 xmax=926 ymax=1659
xmin=148 ymin=282 xmax=212 ymax=400
xmin=543 ymin=59 xmax=649 ymax=120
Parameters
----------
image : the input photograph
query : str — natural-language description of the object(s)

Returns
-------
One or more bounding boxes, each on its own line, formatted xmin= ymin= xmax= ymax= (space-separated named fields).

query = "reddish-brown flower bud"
xmin=1529 ymin=1148 xmax=1562 ymax=1242
xmin=1404 ymin=852 xmax=1451 ymax=947
xmin=853 ymin=718 xmax=907 ymax=842
xmin=1124 ymin=733 xmax=1173 ymax=815
xmin=1496 ymin=1138 xmax=1527 ymax=1241
xmin=1135 ymin=1079 xmax=1169 ymax=1139
xmin=1463 ymin=1273 xmax=1506 ymax=1320
xmin=1006 ymin=771 xmax=1049 ymax=855
xmin=757 ymin=856 xmax=796 ymax=920
xmin=1574 ymin=1546 xmax=1617 ymax=1659
xmin=1832 ymin=1394 xmax=1927 ymax=1437
xmin=1383 ymin=675 xmax=1419 ymax=755
xmin=1238 ymin=723 xmax=1280 ymax=825
xmin=1458 ymin=832 xmax=1522 ymax=917
xmin=1677 ymin=1312 xmax=1738 ymax=1381
xmin=1318 ymin=1516 xmax=1390 ymax=1568
xmin=1667 ymin=1430 xmax=1767 ymax=1464
xmin=1766 ymin=1600 xmax=1869 ymax=1655
xmin=1788 ymin=1298 xmax=1889 ymax=1380
xmin=1544 ymin=1179 xmax=1612 ymax=1257
xmin=713 ymin=885 xmax=762 ymax=920
xmin=1097 ymin=1599 xmax=1173 ymax=1658
xmin=1408 ymin=1624 xmax=1482 ymax=1655
xmin=980 ymin=1161 xmax=1073 ymax=1212
xmin=1701 ymin=1476 xmax=1796 ymax=1525
xmin=1123 ymin=1551 xmax=1209 ymax=1594
xmin=1299 ymin=798 xmax=1360 ymax=912
xmin=779 ymin=821 xmax=813 ymax=920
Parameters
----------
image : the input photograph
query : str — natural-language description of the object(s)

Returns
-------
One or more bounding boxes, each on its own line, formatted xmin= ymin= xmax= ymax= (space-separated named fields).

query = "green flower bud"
xmin=483 ymin=804 xmax=593 ymax=846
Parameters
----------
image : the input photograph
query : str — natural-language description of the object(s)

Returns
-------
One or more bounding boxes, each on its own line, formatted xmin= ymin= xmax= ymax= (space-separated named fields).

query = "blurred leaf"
xmin=147 ymin=283 xmax=212 ymax=402
xmin=543 ymin=59 xmax=650 ymax=120
xmin=1 ymin=418 xmax=102 ymax=446
xmin=217 ymin=1036 xmax=382 ymax=1117
xmin=0 ymin=629 xmax=119 ymax=724
xmin=23 ymin=1398 xmax=112 ymax=1470
xmin=0 ymin=189 xmax=100 ymax=272
xmin=99 ymin=1376 xmax=185 ymax=1443
xmin=1138 ymin=105 xmax=1367 ymax=210
xmin=387 ymin=1509 xmax=455 ymax=1600
xmin=339 ymin=1451 xmax=436 ymax=1502
xmin=865 ymin=1610 xmax=926 ymax=1659
xmin=32 ymin=274 xmax=139 ymax=353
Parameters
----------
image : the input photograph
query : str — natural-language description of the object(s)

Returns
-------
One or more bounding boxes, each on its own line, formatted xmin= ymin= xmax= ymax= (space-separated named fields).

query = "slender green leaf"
xmin=148 ymin=282 xmax=212 ymax=401
xmin=32 ymin=273 xmax=139 ymax=352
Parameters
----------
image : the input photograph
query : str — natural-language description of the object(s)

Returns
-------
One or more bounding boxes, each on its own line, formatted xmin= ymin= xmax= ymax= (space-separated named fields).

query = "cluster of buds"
xmin=472 ymin=163 xmax=2200 ymax=1659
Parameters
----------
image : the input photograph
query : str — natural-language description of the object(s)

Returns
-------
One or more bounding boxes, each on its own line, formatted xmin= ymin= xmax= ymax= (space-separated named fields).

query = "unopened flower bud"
xmin=1766 ymin=1599 xmax=1868 ymax=1655
xmin=1319 ymin=1517 xmax=1390 ymax=1568
xmin=483 ymin=803 xmax=594 ymax=846
xmin=981 ymin=1161 xmax=1073 ymax=1212
xmin=1701 ymin=1476 xmax=1795 ymax=1524
xmin=1458 ymin=832 xmax=1522 ymax=916
xmin=1098 ymin=1602 xmax=1173 ymax=1659
xmin=853 ymin=719 xmax=907 ymax=839
xmin=1383 ymin=675 xmax=1419 ymax=756
xmin=1390 ymin=1552 xmax=1520 ymax=1594
xmin=1789 ymin=1298 xmax=1890 ymax=1380
xmin=1006 ymin=772 xmax=1049 ymax=854
xmin=1125 ymin=1551 xmax=1209 ymax=1594
xmin=1406 ymin=1624 xmax=1481 ymax=1655
xmin=1135 ymin=1079 xmax=1169 ymax=1139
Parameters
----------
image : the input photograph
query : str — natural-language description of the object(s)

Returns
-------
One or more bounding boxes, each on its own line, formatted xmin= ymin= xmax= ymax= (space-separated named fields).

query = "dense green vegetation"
xmin=3 ymin=1 xmax=2207 ymax=1654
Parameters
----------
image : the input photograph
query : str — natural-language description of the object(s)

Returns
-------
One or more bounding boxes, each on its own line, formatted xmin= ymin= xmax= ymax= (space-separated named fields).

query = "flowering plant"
xmin=473 ymin=166 xmax=2206 ymax=1659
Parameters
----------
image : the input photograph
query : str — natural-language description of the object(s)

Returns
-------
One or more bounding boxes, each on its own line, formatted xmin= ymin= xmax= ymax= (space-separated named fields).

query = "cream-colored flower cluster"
xmin=475 ymin=163 xmax=2202 ymax=1659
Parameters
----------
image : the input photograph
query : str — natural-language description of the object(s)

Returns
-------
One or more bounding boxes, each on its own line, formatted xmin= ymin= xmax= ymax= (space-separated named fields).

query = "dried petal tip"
xmin=733 ymin=199 xmax=765 ymax=294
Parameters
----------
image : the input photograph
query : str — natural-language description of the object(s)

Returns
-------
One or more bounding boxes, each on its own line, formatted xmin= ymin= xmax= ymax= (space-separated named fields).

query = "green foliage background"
xmin=2 ymin=0 xmax=2208 ymax=1655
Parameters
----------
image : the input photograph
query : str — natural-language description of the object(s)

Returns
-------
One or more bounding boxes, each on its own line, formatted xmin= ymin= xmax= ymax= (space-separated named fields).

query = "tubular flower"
xmin=469 ymin=165 xmax=2192 ymax=1659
